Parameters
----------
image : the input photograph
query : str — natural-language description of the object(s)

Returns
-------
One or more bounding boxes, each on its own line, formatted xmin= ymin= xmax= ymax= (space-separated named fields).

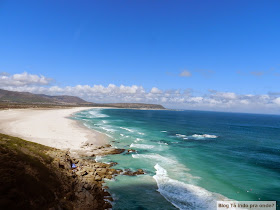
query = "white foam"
xmin=105 ymin=134 xmax=113 ymax=138
xmin=132 ymin=154 xmax=177 ymax=165
xmin=131 ymin=154 xmax=195 ymax=180
xmin=95 ymin=155 xmax=102 ymax=162
xmin=130 ymin=143 xmax=155 ymax=149
xmin=161 ymin=131 xmax=167 ymax=132
xmin=135 ymin=138 xmax=144 ymax=142
xmin=138 ymin=132 xmax=145 ymax=135
xmin=176 ymin=134 xmax=187 ymax=138
xmin=100 ymin=126 xmax=116 ymax=133
xmin=153 ymin=164 xmax=229 ymax=210
xmin=158 ymin=141 xmax=168 ymax=145
xmin=119 ymin=127 xmax=134 ymax=132
xmin=191 ymin=134 xmax=218 ymax=139
xmin=88 ymin=110 xmax=109 ymax=118
xmin=83 ymin=123 xmax=91 ymax=129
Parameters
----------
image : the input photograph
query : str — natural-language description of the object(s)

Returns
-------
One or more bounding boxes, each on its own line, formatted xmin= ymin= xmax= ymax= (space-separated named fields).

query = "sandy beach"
xmin=0 ymin=107 xmax=107 ymax=153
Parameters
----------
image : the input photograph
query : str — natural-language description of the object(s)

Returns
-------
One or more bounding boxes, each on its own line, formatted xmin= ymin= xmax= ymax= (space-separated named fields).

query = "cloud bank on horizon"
xmin=1 ymin=72 xmax=280 ymax=114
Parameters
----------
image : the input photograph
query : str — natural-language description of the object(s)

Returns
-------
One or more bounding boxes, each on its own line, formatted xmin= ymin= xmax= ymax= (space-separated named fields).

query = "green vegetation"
xmin=0 ymin=133 xmax=71 ymax=210
xmin=0 ymin=89 xmax=91 ymax=105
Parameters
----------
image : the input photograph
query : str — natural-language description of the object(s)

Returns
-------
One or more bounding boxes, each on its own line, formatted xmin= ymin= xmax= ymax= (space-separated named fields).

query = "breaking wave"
xmin=132 ymin=154 xmax=178 ymax=165
xmin=119 ymin=127 xmax=134 ymax=132
xmin=191 ymin=134 xmax=218 ymax=139
xmin=88 ymin=110 xmax=109 ymax=118
xmin=153 ymin=164 xmax=228 ymax=210
xmin=130 ymin=143 xmax=155 ymax=149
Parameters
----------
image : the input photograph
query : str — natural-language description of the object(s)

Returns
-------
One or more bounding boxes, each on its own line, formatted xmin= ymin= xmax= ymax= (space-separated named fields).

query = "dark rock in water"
xmin=122 ymin=168 xmax=145 ymax=176
xmin=105 ymin=174 xmax=113 ymax=179
xmin=111 ymin=148 xmax=125 ymax=154
xmin=105 ymin=196 xmax=114 ymax=202
xmin=103 ymin=148 xmax=125 ymax=155
xmin=103 ymin=191 xmax=110 ymax=197
xmin=127 ymin=149 xmax=136 ymax=153
xmin=103 ymin=202 xmax=112 ymax=209
xmin=116 ymin=169 xmax=123 ymax=174
xmin=122 ymin=169 xmax=134 ymax=176
xmin=135 ymin=169 xmax=145 ymax=175
xmin=109 ymin=161 xmax=118 ymax=166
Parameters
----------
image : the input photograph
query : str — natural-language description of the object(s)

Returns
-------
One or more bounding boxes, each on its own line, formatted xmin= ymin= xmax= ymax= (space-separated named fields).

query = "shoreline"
xmin=0 ymin=107 xmax=108 ymax=154
xmin=0 ymin=107 xmax=145 ymax=209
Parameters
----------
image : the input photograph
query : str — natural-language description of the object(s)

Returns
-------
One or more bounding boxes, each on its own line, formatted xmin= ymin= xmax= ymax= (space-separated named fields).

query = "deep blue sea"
xmin=73 ymin=109 xmax=280 ymax=210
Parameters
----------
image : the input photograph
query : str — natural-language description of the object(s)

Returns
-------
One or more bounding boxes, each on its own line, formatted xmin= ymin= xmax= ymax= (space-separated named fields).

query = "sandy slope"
xmin=0 ymin=107 xmax=107 ymax=152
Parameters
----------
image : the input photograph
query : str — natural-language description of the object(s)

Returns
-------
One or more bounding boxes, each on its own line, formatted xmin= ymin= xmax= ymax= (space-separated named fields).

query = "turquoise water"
xmin=73 ymin=109 xmax=280 ymax=210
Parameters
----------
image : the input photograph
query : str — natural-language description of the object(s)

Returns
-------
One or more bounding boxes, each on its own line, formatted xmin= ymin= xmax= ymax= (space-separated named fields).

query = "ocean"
xmin=73 ymin=109 xmax=280 ymax=210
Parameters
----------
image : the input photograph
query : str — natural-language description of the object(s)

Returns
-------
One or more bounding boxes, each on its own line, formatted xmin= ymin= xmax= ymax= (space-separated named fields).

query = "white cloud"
xmin=150 ymin=87 xmax=162 ymax=94
xmin=179 ymin=70 xmax=192 ymax=77
xmin=0 ymin=72 xmax=52 ymax=86
xmin=212 ymin=92 xmax=237 ymax=100
xmin=273 ymin=97 xmax=280 ymax=105
xmin=2 ymin=72 xmax=280 ymax=114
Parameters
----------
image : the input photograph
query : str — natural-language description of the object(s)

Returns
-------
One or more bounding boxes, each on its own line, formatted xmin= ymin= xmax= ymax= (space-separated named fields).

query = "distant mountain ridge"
xmin=0 ymin=89 xmax=165 ymax=109
xmin=0 ymin=89 xmax=90 ymax=105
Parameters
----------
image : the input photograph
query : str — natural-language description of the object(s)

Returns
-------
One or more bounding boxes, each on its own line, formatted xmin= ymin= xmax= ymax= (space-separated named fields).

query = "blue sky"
xmin=0 ymin=0 xmax=280 ymax=113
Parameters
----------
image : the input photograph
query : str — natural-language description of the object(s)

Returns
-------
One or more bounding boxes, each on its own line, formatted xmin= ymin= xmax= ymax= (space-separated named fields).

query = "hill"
xmin=0 ymin=89 xmax=166 ymax=109
xmin=0 ymin=89 xmax=91 ymax=105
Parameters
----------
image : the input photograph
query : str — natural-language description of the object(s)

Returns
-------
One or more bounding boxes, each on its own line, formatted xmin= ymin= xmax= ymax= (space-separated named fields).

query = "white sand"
xmin=0 ymin=107 xmax=108 ymax=152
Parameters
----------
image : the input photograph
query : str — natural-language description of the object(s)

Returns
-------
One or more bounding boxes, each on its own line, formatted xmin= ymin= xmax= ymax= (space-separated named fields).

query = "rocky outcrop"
xmin=0 ymin=133 xmax=145 ymax=210
xmin=48 ymin=147 xmax=145 ymax=209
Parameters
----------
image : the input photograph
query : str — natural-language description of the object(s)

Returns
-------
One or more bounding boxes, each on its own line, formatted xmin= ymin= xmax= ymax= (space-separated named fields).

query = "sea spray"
xmin=153 ymin=164 xmax=228 ymax=210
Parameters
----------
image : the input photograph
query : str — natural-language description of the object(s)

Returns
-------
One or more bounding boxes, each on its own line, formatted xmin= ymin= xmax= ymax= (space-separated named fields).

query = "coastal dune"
xmin=0 ymin=107 xmax=107 ymax=152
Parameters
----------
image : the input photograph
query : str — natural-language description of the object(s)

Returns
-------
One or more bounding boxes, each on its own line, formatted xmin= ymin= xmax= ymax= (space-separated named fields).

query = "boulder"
xmin=104 ymin=174 xmax=112 ymax=179
xmin=96 ymin=168 xmax=107 ymax=173
xmin=58 ymin=160 xmax=71 ymax=170
xmin=127 ymin=149 xmax=136 ymax=153
xmin=83 ymin=183 xmax=91 ymax=190
xmin=135 ymin=169 xmax=145 ymax=175
xmin=122 ymin=169 xmax=145 ymax=176
xmin=76 ymin=170 xmax=88 ymax=176
xmin=109 ymin=162 xmax=118 ymax=167
xmin=105 ymin=148 xmax=125 ymax=155
xmin=94 ymin=175 xmax=102 ymax=181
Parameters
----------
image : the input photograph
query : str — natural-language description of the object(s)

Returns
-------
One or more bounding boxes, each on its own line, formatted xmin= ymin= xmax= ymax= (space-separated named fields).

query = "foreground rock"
xmin=0 ymin=133 xmax=145 ymax=210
